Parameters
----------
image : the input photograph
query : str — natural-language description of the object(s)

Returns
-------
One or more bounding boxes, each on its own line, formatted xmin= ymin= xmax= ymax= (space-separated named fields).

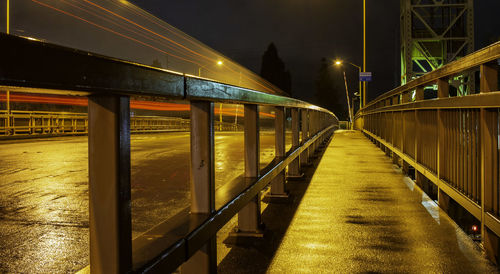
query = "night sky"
xmin=129 ymin=1 xmax=500 ymax=104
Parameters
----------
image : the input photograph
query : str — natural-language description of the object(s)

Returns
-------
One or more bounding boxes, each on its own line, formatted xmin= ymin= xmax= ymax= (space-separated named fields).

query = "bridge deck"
xmin=218 ymin=130 xmax=497 ymax=273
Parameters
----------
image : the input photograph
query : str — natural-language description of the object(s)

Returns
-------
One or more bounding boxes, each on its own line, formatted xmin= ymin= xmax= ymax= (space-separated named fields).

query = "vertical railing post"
xmin=269 ymin=106 xmax=288 ymax=197
xmin=480 ymin=61 xmax=499 ymax=262
xmin=6 ymin=90 xmax=10 ymax=135
xmin=311 ymin=111 xmax=317 ymax=155
xmin=437 ymin=78 xmax=450 ymax=211
xmin=236 ymin=104 xmax=263 ymax=236
xmin=308 ymin=111 xmax=315 ymax=161
xmin=401 ymin=92 xmax=410 ymax=174
xmin=182 ymin=101 xmax=216 ymax=273
xmin=391 ymin=108 xmax=398 ymax=164
xmin=415 ymin=97 xmax=422 ymax=185
xmin=415 ymin=86 xmax=425 ymax=101
xmin=300 ymin=109 xmax=310 ymax=167
xmin=88 ymin=94 xmax=132 ymax=273
xmin=288 ymin=108 xmax=302 ymax=178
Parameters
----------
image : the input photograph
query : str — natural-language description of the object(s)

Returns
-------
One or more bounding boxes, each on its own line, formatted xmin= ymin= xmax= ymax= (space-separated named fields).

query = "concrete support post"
xmin=88 ymin=95 xmax=132 ymax=273
xmin=237 ymin=104 xmax=263 ymax=235
xmin=182 ymin=101 xmax=216 ymax=273
xmin=288 ymin=108 xmax=302 ymax=178
xmin=269 ymin=106 xmax=288 ymax=197
xmin=480 ymin=62 xmax=499 ymax=263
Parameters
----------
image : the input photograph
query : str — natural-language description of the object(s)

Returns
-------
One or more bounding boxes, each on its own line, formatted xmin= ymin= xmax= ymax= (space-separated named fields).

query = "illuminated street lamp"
xmin=335 ymin=60 xmax=362 ymax=111
xmin=334 ymin=60 xmax=354 ymax=129
xmin=198 ymin=60 xmax=223 ymax=77
xmin=196 ymin=60 xmax=225 ymax=130
xmin=363 ymin=0 xmax=366 ymax=108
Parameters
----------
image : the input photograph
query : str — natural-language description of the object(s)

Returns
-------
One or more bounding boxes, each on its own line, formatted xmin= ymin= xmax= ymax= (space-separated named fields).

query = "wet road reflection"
xmin=0 ymin=132 xmax=276 ymax=273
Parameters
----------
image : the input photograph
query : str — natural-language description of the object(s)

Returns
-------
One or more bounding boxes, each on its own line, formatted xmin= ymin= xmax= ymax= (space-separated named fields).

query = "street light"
xmin=196 ymin=61 xmax=225 ymax=130
xmin=363 ymin=0 xmax=367 ymax=108
xmin=335 ymin=60 xmax=362 ymax=111
xmin=196 ymin=61 xmax=224 ymax=131
xmin=198 ymin=60 xmax=223 ymax=77
xmin=334 ymin=60 xmax=353 ymax=129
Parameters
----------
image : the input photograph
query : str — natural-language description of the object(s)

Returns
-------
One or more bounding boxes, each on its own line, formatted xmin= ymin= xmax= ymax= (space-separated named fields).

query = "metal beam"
xmin=237 ymin=104 xmax=263 ymax=235
xmin=269 ymin=106 xmax=288 ymax=197
xmin=287 ymin=108 xmax=302 ymax=178
xmin=182 ymin=101 xmax=216 ymax=273
xmin=88 ymin=94 xmax=132 ymax=273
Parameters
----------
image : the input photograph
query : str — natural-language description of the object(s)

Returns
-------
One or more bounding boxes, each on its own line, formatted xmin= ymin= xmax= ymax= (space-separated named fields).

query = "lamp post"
xmin=363 ymin=0 xmax=366 ymax=108
xmin=342 ymin=71 xmax=353 ymax=128
xmin=6 ymin=0 xmax=9 ymax=35
xmin=335 ymin=60 xmax=362 ymax=111
xmin=198 ymin=60 xmax=223 ymax=77
xmin=5 ymin=0 xmax=10 ymax=134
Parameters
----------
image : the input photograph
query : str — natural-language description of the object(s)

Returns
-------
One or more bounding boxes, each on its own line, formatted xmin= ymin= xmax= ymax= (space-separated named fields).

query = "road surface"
xmin=0 ymin=131 xmax=284 ymax=273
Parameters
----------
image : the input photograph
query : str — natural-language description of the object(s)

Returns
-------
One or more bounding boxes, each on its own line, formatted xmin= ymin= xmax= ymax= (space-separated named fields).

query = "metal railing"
xmin=0 ymin=33 xmax=338 ymax=273
xmin=0 ymin=111 xmax=241 ymax=136
xmin=0 ymin=110 xmax=87 ymax=135
xmin=354 ymin=41 xmax=500 ymax=261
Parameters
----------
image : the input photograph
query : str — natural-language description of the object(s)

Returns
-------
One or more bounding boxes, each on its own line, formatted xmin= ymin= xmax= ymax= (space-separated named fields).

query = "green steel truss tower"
xmin=401 ymin=0 xmax=474 ymax=93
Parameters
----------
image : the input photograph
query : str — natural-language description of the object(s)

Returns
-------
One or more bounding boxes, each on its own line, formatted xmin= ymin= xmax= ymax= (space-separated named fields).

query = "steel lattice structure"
xmin=401 ymin=0 xmax=474 ymax=90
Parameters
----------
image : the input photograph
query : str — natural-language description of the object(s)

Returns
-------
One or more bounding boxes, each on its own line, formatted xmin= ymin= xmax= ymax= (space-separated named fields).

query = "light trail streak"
xmin=25 ymin=1 xmax=285 ymax=96
xmin=94 ymin=0 xmax=279 ymax=94
xmin=82 ymin=0 xmax=217 ymax=64
xmin=31 ymin=0 xmax=203 ymax=66
xmin=0 ymin=93 xmax=276 ymax=118
xmin=61 ymin=0 xmax=210 ymax=69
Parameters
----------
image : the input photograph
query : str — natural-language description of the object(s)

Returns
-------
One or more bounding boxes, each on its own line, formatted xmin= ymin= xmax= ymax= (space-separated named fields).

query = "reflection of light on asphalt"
xmin=421 ymin=192 xmax=440 ymax=225
xmin=403 ymin=177 xmax=414 ymax=191
xmin=402 ymin=175 xmax=439 ymax=224
xmin=216 ymin=161 xmax=224 ymax=171
xmin=301 ymin=242 xmax=328 ymax=250
xmin=35 ymin=230 xmax=72 ymax=269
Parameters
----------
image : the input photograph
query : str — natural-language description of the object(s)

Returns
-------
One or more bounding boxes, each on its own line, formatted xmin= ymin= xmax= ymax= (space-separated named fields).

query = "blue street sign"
xmin=360 ymin=72 xmax=372 ymax=82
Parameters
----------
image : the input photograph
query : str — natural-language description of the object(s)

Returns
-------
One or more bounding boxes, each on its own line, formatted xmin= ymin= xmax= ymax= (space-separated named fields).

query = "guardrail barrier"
xmin=0 ymin=111 xmax=241 ymax=136
xmin=0 ymin=33 xmax=338 ymax=273
xmin=354 ymin=41 xmax=500 ymax=262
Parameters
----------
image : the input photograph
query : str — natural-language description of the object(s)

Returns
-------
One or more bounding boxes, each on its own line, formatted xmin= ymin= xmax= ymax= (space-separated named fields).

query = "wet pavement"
xmin=217 ymin=130 xmax=499 ymax=273
xmin=0 ymin=131 xmax=278 ymax=273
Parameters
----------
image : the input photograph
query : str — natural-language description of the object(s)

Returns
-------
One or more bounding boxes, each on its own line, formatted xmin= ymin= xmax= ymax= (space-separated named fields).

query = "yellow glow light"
xmin=335 ymin=60 xmax=342 ymax=66
xmin=217 ymin=60 xmax=223 ymax=66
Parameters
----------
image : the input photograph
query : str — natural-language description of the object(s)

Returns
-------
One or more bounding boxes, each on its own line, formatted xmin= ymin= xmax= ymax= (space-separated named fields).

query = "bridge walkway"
xmin=218 ymin=130 xmax=497 ymax=273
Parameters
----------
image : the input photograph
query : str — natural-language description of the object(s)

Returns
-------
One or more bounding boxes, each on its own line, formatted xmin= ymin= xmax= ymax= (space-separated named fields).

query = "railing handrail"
xmin=354 ymin=41 xmax=500 ymax=264
xmin=0 ymin=33 xmax=336 ymax=120
xmin=0 ymin=33 xmax=338 ymax=273
xmin=361 ymin=41 xmax=500 ymax=111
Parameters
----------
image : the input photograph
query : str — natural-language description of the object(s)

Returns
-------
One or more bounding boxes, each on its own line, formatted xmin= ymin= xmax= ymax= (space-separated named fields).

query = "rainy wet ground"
xmin=2 ymin=130 xmax=498 ymax=273
xmin=216 ymin=130 xmax=499 ymax=273
xmin=0 ymin=131 xmax=280 ymax=273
